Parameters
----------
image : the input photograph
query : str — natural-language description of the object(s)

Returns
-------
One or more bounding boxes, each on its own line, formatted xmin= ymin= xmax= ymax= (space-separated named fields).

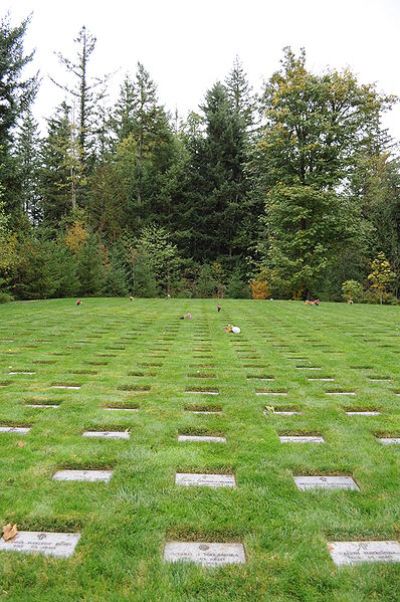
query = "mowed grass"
xmin=0 ymin=298 xmax=400 ymax=601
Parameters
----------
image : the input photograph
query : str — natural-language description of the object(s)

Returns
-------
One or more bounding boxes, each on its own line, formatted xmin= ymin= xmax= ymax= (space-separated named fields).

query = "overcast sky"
xmin=6 ymin=0 xmax=400 ymax=138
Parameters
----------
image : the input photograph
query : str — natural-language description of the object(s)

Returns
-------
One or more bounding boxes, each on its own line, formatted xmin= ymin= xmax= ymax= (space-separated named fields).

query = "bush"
xmin=131 ymin=253 xmax=158 ymax=297
xmin=250 ymin=269 xmax=270 ymax=300
xmin=0 ymin=291 xmax=13 ymax=304
xmin=341 ymin=280 xmax=364 ymax=303
xmin=225 ymin=269 xmax=250 ymax=299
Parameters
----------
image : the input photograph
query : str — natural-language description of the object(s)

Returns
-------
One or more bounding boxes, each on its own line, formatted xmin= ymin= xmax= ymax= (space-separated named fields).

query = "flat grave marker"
xmin=0 ymin=531 xmax=81 ymax=558
xmin=190 ymin=410 xmax=222 ymax=415
xmin=326 ymin=391 xmax=356 ymax=396
xmin=294 ymin=476 xmax=359 ymax=491
xmin=279 ymin=435 xmax=324 ymax=444
xmin=82 ymin=430 xmax=130 ymax=440
xmin=328 ymin=541 xmax=400 ymax=566
xmin=104 ymin=405 xmax=139 ymax=412
xmin=186 ymin=388 xmax=219 ymax=395
xmin=0 ymin=426 xmax=30 ymax=434
xmin=178 ymin=434 xmax=226 ymax=443
xmin=256 ymin=390 xmax=288 ymax=396
xmin=265 ymin=408 xmax=301 ymax=416
xmin=26 ymin=403 xmax=59 ymax=409
xmin=164 ymin=541 xmax=245 ymax=567
xmin=378 ymin=437 xmax=400 ymax=445
xmin=51 ymin=385 xmax=82 ymax=391
xmin=345 ymin=411 xmax=380 ymax=416
xmin=175 ymin=473 xmax=236 ymax=488
xmin=53 ymin=469 xmax=113 ymax=482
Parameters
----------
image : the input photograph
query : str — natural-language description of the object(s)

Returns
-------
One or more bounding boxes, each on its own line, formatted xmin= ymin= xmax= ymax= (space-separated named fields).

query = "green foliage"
xmin=138 ymin=224 xmax=181 ymax=295
xmin=0 ymin=14 xmax=37 ymax=218
xmin=226 ymin=268 xmax=250 ymax=298
xmin=11 ymin=237 xmax=60 ymax=299
xmin=341 ymin=280 xmax=364 ymax=303
xmin=254 ymin=47 xmax=393 ymax=191
xmin=0 ymin=31 xmax=399 ymax=302
xmin=131 ymin=253 xmax=158 ymax=297
xmin=260 ymin=184 xmax=354 ymax=298
xmin=14 ymin=109 xmax=42 ymax=222
xmin=103 ymin=245 xmax=129 ymax=297
xmin=368 ymin=252 xmax=395 ymax=304
xmin=77 ymin=235 xmax=105 ymax=296
xmin=194 ymin=264 xmax=218 ymax=298
xmin=0 ymin=291 xmax=13 ymax=303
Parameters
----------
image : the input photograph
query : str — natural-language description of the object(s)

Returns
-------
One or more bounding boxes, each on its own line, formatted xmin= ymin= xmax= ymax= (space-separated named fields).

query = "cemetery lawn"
xmin=1 ymin=298 xmax=400 ymax=601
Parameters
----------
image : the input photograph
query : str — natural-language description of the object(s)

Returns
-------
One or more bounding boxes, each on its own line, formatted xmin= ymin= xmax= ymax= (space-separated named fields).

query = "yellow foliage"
xmin=64 ymin=222 xmax=88 ymax=254
xmin=0 ymin=233 xmax=18 ymax=272
xmin=250 ymin=277 xmax=270 ymax=300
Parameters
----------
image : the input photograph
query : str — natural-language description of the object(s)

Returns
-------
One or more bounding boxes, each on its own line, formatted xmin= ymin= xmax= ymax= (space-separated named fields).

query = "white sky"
xmin=6 ymin=0 xmax=400 ymax=138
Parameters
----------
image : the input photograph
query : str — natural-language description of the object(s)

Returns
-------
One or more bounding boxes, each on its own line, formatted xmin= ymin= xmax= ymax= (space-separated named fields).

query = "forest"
xmin=1 ymin=13 xmax=399 ymax=303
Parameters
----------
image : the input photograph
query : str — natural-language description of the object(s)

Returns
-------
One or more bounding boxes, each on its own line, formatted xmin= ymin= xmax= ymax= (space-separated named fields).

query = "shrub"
xmin=226 ymin=269 xmax=250 ymax=299
xmin=341 ymin=280 xmax=364 ymax=303
xmin=250 ymin=270 xmax=270 ymax=300
xmin=0 ymin=291 xmax=13 ymax=304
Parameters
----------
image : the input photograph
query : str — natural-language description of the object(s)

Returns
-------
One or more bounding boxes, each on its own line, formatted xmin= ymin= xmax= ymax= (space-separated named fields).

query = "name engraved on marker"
xmin=51 ymin=385 xmax=81 ymax=390
xmin=346 ymin=411 xmax=380 ymax=416
xmin=326 ymin=391 xmax=356 ymax=396
xmin=175 ymin=473 xmax=235 ymax=488
xmin=26 ymin=404 xmax=58 ymax=408
xmin=164 ymin=542 xmax=246 ymax=566
xmin=279 ymin=435 xmax=324 ymax=443
xmin=0 ymin=426 xmax=30 ymax=434
xmin=82 ymin=431 xmax=130 ymax=440
xmin=104 ymin=407 xmax=139 ymax=412
xmin=265 ymin=410 xmax=301 ymax=416
xmin=0 ymin=531 xmax=81 ymax=558
xmin=256 ymin=391 xmax=288 ymax=396
xmin=53 ymin=470 xmax=113 ymax=482
xmin=186 ymin=390 xmax=219 ymax=395
xmin=328 ymin=541 xmax=400 ymax=566
xmin=294 ymin=476 xmax=359 ymax=490
xmin=178 ymin=435 xmax=226 ymax=443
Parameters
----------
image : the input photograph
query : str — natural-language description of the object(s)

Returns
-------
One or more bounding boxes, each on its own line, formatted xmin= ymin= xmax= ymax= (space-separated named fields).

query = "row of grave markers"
xmin=1 ymin=420 xmax=400 ymax=566
xmin=1 ymin=319 xmax=400 ymax=570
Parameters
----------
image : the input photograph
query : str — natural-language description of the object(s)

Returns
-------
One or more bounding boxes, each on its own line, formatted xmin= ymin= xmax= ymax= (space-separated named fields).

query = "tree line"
xmin=1 ymin=14 xmax=399 ymax=303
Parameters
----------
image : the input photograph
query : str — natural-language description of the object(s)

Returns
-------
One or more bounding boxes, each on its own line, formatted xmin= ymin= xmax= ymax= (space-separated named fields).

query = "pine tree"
xmin=14 ymin=109 xmax=42 ymax=223
xmin=182 ymin=81 xmax=249 ymax=263
xmin=51 ymin=26 xmax=107 ymax=174
xmin=77 ymin=234 xmax=105 ymax=295
xmin=39 ymin=103 xmax=82 ymax=227
xmin=225 ymin=56 xmax=255 ymax=130
xmin=109 ymin=75 xmax=137 ymax=143
xmin=0 ymin=14 xmax=37 ymax=217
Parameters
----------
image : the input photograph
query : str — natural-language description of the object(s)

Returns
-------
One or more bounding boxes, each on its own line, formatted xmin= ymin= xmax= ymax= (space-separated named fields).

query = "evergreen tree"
xmin=77 ymin=234 xmax=105 ymax=295
xmin=131 ymin=253 xmax=158 ymax=297
xmin=103 ymin=244 xmax=129 ymax=296
xmin=51 ymin=26 xmax=107 ymax=176
xmin=109 ymin=75 xmax=137 ymax=143
xmin=0 ymin=14 xmax=37 ymax=218
xmin=39 ymin=102 xmax=82 ymax=227
xmin=225 ymin=56 xmax=255 ymax=130
xmin=14 ymin=109 xmax=42 ymax=223
xmin=182 ymin=81 xmax=250 ymax=263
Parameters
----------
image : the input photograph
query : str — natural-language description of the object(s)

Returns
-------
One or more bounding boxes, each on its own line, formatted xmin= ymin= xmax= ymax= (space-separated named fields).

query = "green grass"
xmin=0 ymin=298 xmax=400 ymax=601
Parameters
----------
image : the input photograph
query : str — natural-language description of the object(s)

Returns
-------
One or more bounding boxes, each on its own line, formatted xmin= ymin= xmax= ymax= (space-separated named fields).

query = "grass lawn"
xmin=0 ymin=297 xmax=400 ymax=601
